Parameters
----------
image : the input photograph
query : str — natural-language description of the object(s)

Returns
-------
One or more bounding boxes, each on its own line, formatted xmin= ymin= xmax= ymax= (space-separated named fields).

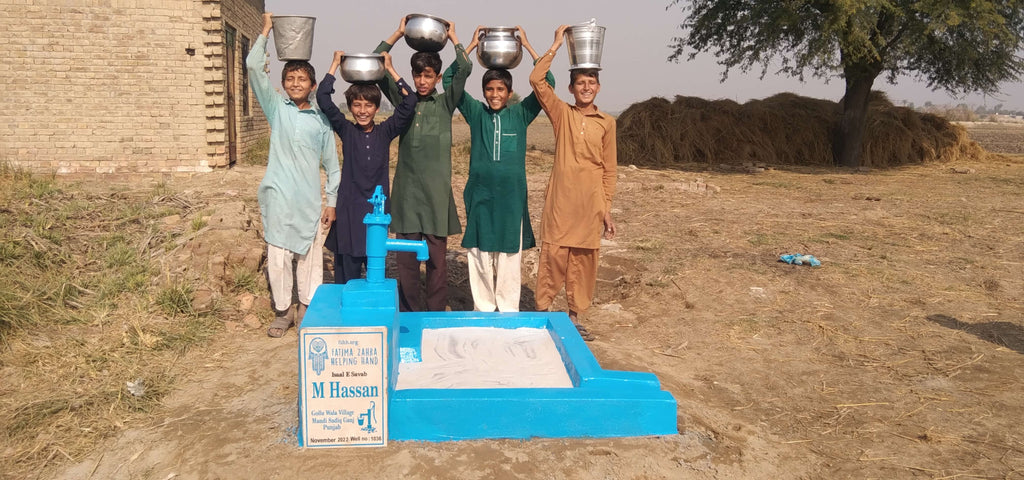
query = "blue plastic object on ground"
xmin=779 ymin=253 xmax=821 ymax=266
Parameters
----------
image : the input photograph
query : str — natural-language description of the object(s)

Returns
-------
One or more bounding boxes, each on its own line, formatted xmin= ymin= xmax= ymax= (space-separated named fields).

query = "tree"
xmin=667 ymin=0 xmax=1024 ymax=167
xmin=508 ymin=92 xmax=522 ymax=106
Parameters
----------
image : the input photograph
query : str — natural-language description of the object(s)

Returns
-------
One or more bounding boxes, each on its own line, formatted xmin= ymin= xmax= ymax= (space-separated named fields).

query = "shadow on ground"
xmin=927 ymin=313 xmax=1024 ymax=354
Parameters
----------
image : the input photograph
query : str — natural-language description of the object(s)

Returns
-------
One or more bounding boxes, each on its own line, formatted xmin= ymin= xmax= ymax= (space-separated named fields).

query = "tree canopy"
xmin=668 ymin=0 xmax=1024 ymax=96
xmin=667 ymin=0 xmax=1024 ymax=166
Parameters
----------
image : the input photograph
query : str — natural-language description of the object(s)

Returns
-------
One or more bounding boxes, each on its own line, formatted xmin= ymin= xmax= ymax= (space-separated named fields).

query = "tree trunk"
xmin=834 ymin=73 xmax=877 ymax=168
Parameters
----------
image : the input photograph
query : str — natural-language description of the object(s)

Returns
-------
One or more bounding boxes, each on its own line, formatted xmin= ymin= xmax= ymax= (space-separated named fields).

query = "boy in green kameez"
xmin=443 ymin=26 xmax=553 ymax=312
xmin=372 ymin=16 xmax=471 ymax=312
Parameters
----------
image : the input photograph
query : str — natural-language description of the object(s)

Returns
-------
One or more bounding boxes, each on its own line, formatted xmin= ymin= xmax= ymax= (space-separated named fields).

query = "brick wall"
xmin=224 ymin=0 xmax=267 ymax=164
xmin=209 ymin=0 xmax=267 ymax=167
xmin=0 ymin=0 xmax=267 ymax=174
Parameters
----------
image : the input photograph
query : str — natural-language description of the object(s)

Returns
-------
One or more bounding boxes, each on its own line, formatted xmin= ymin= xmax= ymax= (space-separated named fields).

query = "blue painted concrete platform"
xmin=302 ymin=283 xmax=678 ymax=441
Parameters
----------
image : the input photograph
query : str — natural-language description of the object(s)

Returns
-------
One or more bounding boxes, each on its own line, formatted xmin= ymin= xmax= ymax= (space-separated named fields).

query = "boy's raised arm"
xmin=373 ymin=17 xmax=405 ymax=107
xmin=316 ymin=51 xmax=354 ymax=135
xmin=443 ymin=21 xmax=472 ymax=114
xmin=518 ymin=25 xmax=540 ymax=61
xmin=247 ymin=13 xmax=278 ymax=122
xmin=447 ymin=21 xmax=461 ymax=49
xmin=518 ymin=25 xmax=554 ymax=122
xmin=442 ymin=57 xmax=479 ymax=118
xmin=465 ymin=26 xmax=482 ymax=55
xmin=326 ymin=50 xmax=342 ymax=79
xmin=441 ymin=27 xmax=479 ymax=110
xmin=520 ymin=26 xmax=555 ymax=88
xmin=529 ymin=25 xmax=568 ymax=117
xmin=378 ymin=16 xmax=406 ymax=51
xmin=381 ymin=52 xmax=419 ymax=139
xmin=382 ymin=51 xmax=404 ymax=92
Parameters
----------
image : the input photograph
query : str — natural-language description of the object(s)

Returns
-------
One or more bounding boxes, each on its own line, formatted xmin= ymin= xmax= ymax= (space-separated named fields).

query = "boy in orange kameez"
xmin=529 ymin=25 xmax=617 ymax=341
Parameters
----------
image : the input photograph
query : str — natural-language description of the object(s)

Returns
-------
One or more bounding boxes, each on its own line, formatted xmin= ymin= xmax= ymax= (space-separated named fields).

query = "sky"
xmin=262 ymin=0 xmax=1024 ymax=113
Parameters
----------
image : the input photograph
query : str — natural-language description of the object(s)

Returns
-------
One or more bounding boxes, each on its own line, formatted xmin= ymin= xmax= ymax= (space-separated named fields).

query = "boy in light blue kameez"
xmin=247 ymin=13 xmax=340 ymax=337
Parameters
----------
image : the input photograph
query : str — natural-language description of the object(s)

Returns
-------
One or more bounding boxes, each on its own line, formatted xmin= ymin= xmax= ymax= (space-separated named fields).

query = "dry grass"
xmin=0 ymin=165 xmax=221 ymax=479
xmin=617 ymin=91 xmax=985 ymax=167
xmin=241 ymin=136 xmax=270 ymax=166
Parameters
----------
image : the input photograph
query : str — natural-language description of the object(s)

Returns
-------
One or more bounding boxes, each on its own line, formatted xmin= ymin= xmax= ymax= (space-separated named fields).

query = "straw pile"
xmin=617 ymin=91 xmax=984 ymax=167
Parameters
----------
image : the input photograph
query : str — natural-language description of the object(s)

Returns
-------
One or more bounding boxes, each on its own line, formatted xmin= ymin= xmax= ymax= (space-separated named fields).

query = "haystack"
xmin=617 ymin=91 xmax=983 ymax=168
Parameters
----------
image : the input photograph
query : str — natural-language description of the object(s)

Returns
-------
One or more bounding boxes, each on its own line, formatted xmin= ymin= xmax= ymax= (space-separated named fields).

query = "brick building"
xmin=1 ymin=0 xmax=269 ymax=174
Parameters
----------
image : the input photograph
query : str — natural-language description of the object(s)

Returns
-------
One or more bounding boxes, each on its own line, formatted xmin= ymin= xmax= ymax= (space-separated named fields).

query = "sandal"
xmin=267 ymin=309 xmax=294 ymax=338
xmin=574 ymin=323 xmax=596 ymax=342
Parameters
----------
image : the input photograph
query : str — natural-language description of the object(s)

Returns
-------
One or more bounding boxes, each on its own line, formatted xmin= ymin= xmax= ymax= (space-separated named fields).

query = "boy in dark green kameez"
xmin=444 ymin=26 xmax=553 ymax=312
xmin=373 ymin=17 xmax=471 ymax=312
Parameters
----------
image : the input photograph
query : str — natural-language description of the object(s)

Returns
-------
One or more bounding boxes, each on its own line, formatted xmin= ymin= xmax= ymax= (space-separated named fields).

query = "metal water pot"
xmin=339 ymin=54 xmax=385 ymax=83
xmin=404 ymin=14 xmax=450 ymax=53
xmin=271 ymin=15 xmax=316 ymax=61
xmin=477 ymin=27 xmax=522 ymax=69
xmin=564 ymin=22 xmax=606 ymax=70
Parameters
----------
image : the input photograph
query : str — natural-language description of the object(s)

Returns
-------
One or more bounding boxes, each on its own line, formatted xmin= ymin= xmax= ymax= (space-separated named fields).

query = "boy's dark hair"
xmin=410 ymin=52 xmax=442 ymax=76
xmin=569 ymin=68 xmax=600 ymax=85
xmin=282 ymin=60 xmax=316 ymax=85
xmin=344 ymin=83 xmax=382 ymax=109
xmin=482 ymin=69 xmax=512 ymax=92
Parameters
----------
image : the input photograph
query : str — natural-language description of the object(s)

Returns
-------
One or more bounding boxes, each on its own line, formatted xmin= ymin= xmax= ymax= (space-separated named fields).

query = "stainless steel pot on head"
xmin=339 ymin=54 xmax=385 ymax=83
xmin=404 ymin=14 xmax=450 ymax=53
xmin=564 ymin=23 xmax=606 ymax=70
xmin=477 ymin=27 xmax=522 ymax=70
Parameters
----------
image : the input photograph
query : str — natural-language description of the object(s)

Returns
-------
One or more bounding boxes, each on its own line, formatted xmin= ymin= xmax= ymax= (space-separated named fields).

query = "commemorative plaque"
xmin=298 ymin=326 xmax=388 ymax=448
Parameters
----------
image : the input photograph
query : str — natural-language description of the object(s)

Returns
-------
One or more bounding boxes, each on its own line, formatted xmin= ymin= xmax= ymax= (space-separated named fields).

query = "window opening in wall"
xmin=224 ymin=23 xmax=238 ymax=165
xmin=241 ymin=35 xmax=251 ymax=116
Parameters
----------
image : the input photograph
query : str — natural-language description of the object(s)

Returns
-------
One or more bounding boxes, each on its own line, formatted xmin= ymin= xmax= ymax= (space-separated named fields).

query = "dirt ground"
xmin=49 ymin=122 xmax=1024 ymax=479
